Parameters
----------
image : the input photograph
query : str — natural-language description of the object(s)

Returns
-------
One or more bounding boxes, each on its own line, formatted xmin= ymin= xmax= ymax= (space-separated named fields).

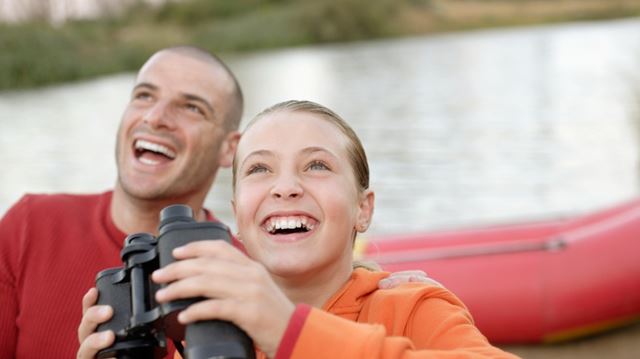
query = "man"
xmin=0 ymin=46 xmax=432 ymax=358
xmin=0 ymin=46 xmax=243 ymax=358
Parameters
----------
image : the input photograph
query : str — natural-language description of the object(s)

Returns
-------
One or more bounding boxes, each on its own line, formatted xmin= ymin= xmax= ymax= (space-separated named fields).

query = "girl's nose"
xmin=270 ymin=174 xmax=303 ymax=199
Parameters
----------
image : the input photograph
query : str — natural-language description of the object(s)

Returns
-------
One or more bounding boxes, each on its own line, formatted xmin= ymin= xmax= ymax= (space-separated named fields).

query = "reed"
xmin=1 ymin=0 xmax=639 ymax=90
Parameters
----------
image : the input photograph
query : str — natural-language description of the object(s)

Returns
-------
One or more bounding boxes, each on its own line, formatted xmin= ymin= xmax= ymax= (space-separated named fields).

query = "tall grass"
xmin=1 ymin=0 xmax=639 ymax=90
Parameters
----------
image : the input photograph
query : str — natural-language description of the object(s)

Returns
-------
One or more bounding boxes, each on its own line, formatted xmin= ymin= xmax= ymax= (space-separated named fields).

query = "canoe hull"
xmin=362 ymin=199 xmax=640 ymax=343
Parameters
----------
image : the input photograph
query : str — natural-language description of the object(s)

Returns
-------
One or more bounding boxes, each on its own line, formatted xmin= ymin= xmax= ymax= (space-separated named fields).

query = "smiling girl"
xmin=149 ymin=100 xmax=518 ymax=359
xmin=78 ymin=100 xmax=517 ymax=358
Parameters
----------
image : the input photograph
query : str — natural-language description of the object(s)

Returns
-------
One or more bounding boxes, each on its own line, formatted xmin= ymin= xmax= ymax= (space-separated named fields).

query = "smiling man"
xmin=111 ymin=47 xmax=242 ymax=236
xmin=0 ymin=47 xmax=432 ymax=359
xmin=0 ymin=46 xmax=243 ymax=358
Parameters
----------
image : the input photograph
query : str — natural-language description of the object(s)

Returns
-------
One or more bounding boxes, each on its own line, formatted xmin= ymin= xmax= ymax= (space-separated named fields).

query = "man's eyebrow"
xmin=132 ymin=82 xmax=157 ymax=92
xmin=132 ymin=82 xmax=216 ymax=116
xmin=184 ymin=93 xmax=215 ymax=116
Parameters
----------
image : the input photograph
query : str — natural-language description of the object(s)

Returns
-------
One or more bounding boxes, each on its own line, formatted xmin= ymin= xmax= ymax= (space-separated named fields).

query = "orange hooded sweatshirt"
xmin=269 ymin=268 xmax=519 ymax=359
xmin=178 ymin=268 xmax=519 ymax=359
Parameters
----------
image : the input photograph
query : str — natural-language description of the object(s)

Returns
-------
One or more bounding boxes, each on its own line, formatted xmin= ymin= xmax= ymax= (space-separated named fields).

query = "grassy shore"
xmin=1 ymin=0 xmax=640 ymax=90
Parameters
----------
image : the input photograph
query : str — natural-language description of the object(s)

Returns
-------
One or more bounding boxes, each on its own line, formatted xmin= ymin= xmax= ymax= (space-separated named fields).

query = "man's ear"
xmin=356 ymin=189 xmax=375 ymax=233
xmin=218 ymin=131 xmax=241 ymax=168
xmin=231 ymin=198 xmax=237 ymax=218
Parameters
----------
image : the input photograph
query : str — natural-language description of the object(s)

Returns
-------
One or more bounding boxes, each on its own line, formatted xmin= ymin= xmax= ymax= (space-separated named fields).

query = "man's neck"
xmin=110 ymin=185 xmax=206 ymax=235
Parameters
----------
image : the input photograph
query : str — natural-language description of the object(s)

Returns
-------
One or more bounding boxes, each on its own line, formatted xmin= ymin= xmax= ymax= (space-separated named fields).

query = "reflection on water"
xmin=1 ymin=18 xmax=640 ymax=236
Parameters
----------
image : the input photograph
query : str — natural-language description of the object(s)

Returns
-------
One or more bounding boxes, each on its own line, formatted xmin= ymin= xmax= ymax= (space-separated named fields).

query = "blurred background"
xmin=1 ymin=0 xmax=639 ymax=357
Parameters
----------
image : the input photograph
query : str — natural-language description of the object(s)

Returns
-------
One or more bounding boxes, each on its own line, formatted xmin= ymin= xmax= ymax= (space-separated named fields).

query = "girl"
xmin=79 ymin=100 xmax=517 ymax=359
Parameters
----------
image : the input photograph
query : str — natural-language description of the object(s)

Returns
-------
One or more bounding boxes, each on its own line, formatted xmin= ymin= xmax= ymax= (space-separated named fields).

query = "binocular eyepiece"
xmin=95 ymin=204 xmax=255 ymax=359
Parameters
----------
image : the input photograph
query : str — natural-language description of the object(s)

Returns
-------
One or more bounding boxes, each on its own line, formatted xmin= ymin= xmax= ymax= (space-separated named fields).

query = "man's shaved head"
xmin=144 ymin=46 xmax=244 ymax=131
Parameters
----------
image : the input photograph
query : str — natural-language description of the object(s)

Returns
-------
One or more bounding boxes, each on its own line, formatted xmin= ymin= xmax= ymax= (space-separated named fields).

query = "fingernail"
xmin=98 ymin=306 xmax=110 ymax=317
xmin=173 ymin=246 xmax=185 ymax=256
xmin=152 ymin=268 xmax=164 ymax=278
xmin=99 ymin=331 xmax=112 ymax=344
xmin=156 ymin=289 xmax=166 ymax=300
xmin=177 ymin=311 xmax=188 ymax=323
xmin=378 ymin=279 xmax=390 ymax=288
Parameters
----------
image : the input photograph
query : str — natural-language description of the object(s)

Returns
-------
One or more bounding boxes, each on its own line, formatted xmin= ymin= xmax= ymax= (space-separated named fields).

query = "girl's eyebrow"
xmin=239 ymin=149 xmax=274 ymax=169
xmin=239 ymin=146 xmax=339 ymax=169
xmin=300 ymin=146 xmax=338 ymax=159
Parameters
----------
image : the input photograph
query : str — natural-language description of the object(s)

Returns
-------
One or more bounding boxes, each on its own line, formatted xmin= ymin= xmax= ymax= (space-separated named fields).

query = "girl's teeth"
xmin=265 ymin=216 xmax=315 ymax=233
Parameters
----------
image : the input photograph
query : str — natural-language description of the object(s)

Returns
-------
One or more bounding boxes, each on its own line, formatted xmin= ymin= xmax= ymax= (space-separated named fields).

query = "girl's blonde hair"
xmin=232 ymin=100 xmax=370 ymax=193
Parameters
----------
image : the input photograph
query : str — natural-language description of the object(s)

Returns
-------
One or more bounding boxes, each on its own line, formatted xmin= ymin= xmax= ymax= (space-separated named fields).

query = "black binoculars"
xmin=95 ymin=204 xmax=255 ymax=359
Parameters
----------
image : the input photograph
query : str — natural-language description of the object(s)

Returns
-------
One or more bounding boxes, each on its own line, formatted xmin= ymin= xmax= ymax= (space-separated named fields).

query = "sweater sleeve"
xmin=286 ymin=289 xmax=520 ymax=359
xmin=0 ymin=197 xmax=27 ymax=357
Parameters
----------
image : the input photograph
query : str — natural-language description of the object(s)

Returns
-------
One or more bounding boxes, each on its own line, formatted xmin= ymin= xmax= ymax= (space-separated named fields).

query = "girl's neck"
xmin=274 ymin=261 xmax=354 ymax=309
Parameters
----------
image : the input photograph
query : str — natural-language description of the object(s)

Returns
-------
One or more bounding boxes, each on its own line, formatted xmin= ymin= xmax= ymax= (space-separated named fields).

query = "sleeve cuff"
xmin=274 ymin=304 xmax=312 ymax=359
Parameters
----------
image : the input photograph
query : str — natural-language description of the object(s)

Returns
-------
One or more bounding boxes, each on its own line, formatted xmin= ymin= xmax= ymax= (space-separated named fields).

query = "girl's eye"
xmin=246 ymin=164 xmax=269 ymax=175
xmin=307 ymin=160 xmax=330 ymax=171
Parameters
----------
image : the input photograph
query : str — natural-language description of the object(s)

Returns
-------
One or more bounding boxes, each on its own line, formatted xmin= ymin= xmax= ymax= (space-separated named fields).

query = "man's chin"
xmin=117 ymin=179 xmax=175 ymax=202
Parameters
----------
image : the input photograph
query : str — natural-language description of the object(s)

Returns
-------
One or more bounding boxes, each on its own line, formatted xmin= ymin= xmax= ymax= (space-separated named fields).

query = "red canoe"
xmin=360 ymin=198 xmax=640 ymax=344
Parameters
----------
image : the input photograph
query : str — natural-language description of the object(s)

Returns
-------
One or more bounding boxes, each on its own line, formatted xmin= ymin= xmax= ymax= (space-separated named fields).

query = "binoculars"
xmin=95 ymin=204 xmax=255 ymax=359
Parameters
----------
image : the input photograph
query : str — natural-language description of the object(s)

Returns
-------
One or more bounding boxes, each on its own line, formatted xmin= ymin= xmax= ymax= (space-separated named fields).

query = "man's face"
xmin=115 ymin=51 xmax=237 ymax=202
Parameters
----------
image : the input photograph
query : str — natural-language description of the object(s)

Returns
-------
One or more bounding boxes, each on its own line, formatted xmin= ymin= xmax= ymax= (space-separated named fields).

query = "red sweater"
xmin=0 ymin=192 xmax=226 ymax=358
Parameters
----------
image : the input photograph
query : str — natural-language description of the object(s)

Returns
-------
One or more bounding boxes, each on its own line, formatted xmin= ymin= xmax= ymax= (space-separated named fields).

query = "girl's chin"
xmin=265 ymin=261 xmax=315 ymax=279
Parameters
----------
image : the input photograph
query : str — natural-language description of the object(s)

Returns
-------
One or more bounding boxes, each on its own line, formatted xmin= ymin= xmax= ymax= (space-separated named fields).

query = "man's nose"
xmin=143 ymin=101 xmax=175 ymax=130
xmin=270 ymin=173 xmax=303 ymax=199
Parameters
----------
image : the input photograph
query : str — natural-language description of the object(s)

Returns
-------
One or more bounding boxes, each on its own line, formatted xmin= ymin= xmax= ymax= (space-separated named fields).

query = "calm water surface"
xmin=1 ymin=18 xmax=640 ymax=236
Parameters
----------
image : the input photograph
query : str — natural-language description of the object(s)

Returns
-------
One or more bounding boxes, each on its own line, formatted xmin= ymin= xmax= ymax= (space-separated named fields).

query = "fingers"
xmin=171 ymin=240 xmax=247 ymax=262
xmin=154 ymin=260 xmax=258 ymax=303
xmin=82 ymin=287 xmax=98 ymax=315
xmin=176 ymin=298 xmax=233 ymax=324
xmin=411 ymin=277 xmax=443 ymax=287
xmin=78 ymin=289 xmax=114 ymax=344
xmin=378 ymin=270 xmax=443 ymax=289
xmin=152 ymin=240 xmax=255 ymax=301
xmin=389 ymin=270 xmax=428 ymax=279
xmin=76 ymin=331 xmax=115 ymax=359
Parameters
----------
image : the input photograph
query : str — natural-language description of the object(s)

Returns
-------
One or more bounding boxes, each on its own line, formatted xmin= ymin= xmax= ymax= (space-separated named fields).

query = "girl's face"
xmin=232 ymin=111 xmax=374 ymax=278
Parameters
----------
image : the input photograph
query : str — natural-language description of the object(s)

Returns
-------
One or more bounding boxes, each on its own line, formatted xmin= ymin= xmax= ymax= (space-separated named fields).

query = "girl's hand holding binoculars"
xmin=152 ymin=240 xmax=295 ymax=358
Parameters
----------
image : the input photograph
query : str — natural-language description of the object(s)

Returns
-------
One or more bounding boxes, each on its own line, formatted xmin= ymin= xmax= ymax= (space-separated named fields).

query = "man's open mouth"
xmin=134 ymin=139 xmax=176 ymax=165
xmin=264 ymin=216 xmax=317 ymax=235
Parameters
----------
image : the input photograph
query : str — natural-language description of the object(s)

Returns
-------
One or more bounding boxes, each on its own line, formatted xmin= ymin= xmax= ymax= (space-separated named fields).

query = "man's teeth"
xmin=266 ymin=216 xmax=313 ymax=233
xmin=135 ymin=139 xmax=176 ymax=159
xmin=140 ymin=157 xmax=160 ymax=165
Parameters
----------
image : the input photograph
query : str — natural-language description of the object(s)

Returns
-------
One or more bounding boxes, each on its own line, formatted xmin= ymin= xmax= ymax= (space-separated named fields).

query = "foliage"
xmin=0 ymin=0 xmax=639 ymax=90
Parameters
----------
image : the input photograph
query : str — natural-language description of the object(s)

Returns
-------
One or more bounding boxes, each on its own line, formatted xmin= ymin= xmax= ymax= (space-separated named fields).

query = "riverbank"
xmin=1 ymin=0 xmax=640 ymax=90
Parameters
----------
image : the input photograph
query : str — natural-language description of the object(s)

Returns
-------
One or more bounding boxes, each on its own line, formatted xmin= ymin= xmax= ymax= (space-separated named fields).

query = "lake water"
xmin=1 ymin=17 xmax=640 ymax=236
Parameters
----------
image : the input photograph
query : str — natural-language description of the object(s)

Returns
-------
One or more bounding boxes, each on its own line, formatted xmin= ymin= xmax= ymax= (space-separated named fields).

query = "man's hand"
xmin=378 ymin=270 xmax=442 ymax=289
xmin=77 ymin=287 xmax=115 ymax=359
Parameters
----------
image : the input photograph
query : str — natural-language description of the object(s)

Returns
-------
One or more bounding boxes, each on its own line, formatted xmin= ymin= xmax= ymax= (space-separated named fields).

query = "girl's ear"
xmin=356 ymin=189 xmax=375 ymax=233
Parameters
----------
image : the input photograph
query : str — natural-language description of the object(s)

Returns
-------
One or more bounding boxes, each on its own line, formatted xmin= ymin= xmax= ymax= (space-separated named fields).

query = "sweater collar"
xmin=322 ymin=268 xmax=389 ymax=314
